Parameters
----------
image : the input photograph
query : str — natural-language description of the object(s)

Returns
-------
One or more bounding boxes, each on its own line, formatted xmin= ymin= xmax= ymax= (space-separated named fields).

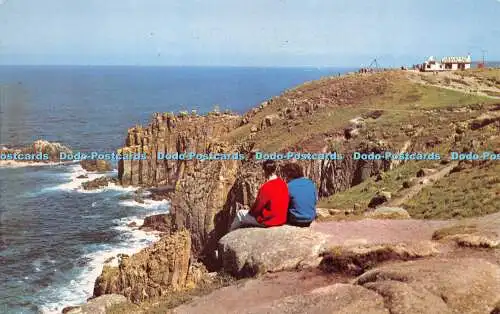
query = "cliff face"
xmin=168 ymin=157 xmax=241 ymax=265
xmin=114 ymin=72 xmax=455 ymax=265
xmin=118 ymin=112 xmax=241 ymax=186
xmin=116 ymin=112 xmax=252 ymax=265
xmin=93 ymin=230 xmax=204 ymax=303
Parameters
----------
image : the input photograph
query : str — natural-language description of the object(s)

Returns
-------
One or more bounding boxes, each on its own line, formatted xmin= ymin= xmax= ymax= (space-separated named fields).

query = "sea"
xmin=0 ymin=65 xmax=354 ymax=314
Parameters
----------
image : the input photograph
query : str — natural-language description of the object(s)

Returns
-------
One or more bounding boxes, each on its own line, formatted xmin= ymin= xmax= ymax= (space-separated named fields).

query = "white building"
xmin=421 ymin=56 xmax=444 ymax=71
xmin=420 ymin=55 xmax=471 ymax=72
xmin=441 ymin=56 xmax=472 ymax=70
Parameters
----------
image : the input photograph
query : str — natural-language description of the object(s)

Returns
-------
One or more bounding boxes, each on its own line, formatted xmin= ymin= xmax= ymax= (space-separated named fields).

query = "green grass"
xmin=404 ymin=160 xmax=500 ymax=219
xmin=259 ymin=108 xmax=366 ymax=152
xmin=318 ymin=160 xmax=429 ymax=211
xmin=460 ymin=68 xmax=500 ymax=89
xmin=483 ymin=90 xmax=500 ymax=97
xmin=227 ymin=72 xmax=493 ymax=153
xmin=225 ymin=71 xmax=499 ymax=219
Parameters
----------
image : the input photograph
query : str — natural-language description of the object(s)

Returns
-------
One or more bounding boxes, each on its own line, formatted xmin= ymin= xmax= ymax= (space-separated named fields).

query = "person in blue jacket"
xmin=281 ymin=162 xmax=317 ymax=227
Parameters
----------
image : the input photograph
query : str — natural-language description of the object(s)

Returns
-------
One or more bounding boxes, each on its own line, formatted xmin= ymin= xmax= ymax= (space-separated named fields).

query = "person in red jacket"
xmin=229 ymin=160 xmax=289 ymax=231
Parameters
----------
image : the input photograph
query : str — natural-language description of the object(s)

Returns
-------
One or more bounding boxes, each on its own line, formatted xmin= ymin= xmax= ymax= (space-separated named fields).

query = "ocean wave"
xmin=38 ymin=210 xmax=166 ymax=314
xmin=112 ymin=207 xmax=170 ymax=234
xmin=78 ymin=181 xmax=138 ymax=194
xmin=118 ymin=198 xmax=170 ymax=210
xmin=42 ymin=164 xmax=135 ymax=194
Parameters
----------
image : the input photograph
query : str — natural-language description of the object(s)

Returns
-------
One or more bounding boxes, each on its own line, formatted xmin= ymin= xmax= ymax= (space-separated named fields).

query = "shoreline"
xmin=41 ymin=216 xmax=165 ymax=314
xmin=41 ymin=200 xmax=169 ymax=313
xmin=2 ymin=161 xmax=170 ymax=313
xmin=0 ymin=160 xmax=79 ymax=169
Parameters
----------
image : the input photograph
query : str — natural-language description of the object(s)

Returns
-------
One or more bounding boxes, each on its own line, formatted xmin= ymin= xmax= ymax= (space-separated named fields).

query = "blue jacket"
xmin=287 ymin=177 xmax=317 ymax=222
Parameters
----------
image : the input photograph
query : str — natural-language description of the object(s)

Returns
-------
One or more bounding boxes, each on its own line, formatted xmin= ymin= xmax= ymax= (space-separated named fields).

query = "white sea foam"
xmin=42 ymin=164 xmax=135 ymax=194
xmin=38 ymin=208 xmax=168 ymax=314
xmin=34 ymin=162 xmax=170 ymax=313
xmin=0 ymin=160 xmax=78 ymax=168
xmin=119 ymin=198 xmax=170 ymax=210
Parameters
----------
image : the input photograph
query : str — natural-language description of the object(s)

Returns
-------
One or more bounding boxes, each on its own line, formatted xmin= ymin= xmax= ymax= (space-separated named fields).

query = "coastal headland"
xmin=61 ymin=69 xmax=500 ymax=313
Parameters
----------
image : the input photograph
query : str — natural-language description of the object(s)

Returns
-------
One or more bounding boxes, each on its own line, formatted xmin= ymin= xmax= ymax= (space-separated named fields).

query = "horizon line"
xmin=0 ymin=64 xmax=363 ymax=69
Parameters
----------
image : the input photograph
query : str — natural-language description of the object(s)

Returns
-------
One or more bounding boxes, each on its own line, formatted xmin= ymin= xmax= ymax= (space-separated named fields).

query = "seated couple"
xmin=229 ymin=160 xmax=317 ymax=231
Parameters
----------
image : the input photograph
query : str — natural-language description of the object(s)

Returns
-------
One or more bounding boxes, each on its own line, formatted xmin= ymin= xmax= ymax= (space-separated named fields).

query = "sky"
xmin=0 ymin=0 xmax=499 ymax=67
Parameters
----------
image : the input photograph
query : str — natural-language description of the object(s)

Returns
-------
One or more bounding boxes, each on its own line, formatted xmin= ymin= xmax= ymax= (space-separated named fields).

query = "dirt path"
xmin=387 ymin=162 xmax=458 ymax=207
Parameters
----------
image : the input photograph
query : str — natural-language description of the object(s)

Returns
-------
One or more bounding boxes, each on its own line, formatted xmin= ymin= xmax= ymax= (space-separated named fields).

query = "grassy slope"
xmin=314 ymin=70 xmax=499 ymax=219
xmin=226 ymin=71 xmax=494 ymax=151
xmin=405 ymin=133 xmax=500 ymax=219
xmin=229 ymin=69 xmax=498 ymax=220
xmin=459 ymin=68 xmax=500 ymax=89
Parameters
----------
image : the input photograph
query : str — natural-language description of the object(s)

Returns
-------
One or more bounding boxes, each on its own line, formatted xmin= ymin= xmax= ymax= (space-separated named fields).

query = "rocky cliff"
xmin=96 ymin=69 xmax=500 ymax=312
xmin=118 ymin=112 xmax=241 ymax=187
xmin=93 ymin=230 xmax=206 ymax=303
xmin=114 ymin=72 xmax=420 ymax=265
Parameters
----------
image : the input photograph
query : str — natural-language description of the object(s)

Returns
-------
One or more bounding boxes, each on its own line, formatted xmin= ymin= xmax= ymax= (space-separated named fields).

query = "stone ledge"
xmin=218 ymin=225 xmax=328 ymax=277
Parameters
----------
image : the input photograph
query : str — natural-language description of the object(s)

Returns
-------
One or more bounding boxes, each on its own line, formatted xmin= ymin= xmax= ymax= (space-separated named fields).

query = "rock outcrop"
xmin=80 ymin=159 xmax=113 ymax=172
xmin=0 ymin=139 xmax=72 ymax=163
xmin=116 ymin=112 xmax=247 ymax=267
xmin=81 ymin=176 xmax=117 ymax=190
xmin=354 ymin=258 xmax=500 ymax=314
xmin=218 ymin=226 xmax=328 ymax=277
xmin=63 ymin=294 xmax=128 ymax=314
xmin=24 ymin=139 xmax=73 ymax=161
xmin=118 ymin=112 xmax=241 ymax=187
xmin=173 ymin=257 xmax=500 ymax=314
xmin=364 ymin=207 xmax=411 ymax=219
xmin=319 ymin=241 xmax=439 ymax=276
xmin=368 ymin=191 xmax=392 ymax=208
xmin=432 ymin=212 xmax=500 ymax=248
xmin=241 ymin=284 xmax=388 ymax=314
xmin=140 ymin=214 xmax=172 ymax=232
xmin=93 ymin=230 xmax=202 ymax=303
xmin=167 ymin=157 xmax=242 ymax=266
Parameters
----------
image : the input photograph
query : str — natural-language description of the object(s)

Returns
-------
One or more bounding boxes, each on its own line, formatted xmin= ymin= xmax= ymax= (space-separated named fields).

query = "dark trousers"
xmin=287 ymin=213 xmax=312 ymax=227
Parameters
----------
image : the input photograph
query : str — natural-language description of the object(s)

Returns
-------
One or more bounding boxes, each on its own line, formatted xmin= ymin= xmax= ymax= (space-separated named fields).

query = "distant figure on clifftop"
xmin=229 ymin=160 xmax=289 ymax=231
xmin=282 ymin=163 xmax=317 ymax=227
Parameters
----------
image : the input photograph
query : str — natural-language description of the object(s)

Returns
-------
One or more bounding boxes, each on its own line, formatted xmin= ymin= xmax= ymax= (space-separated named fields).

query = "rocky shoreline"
xmin=0 ymin=140 xmax=74 ymax=167
xmin=62 ymin=70 xmax=500 ymax=313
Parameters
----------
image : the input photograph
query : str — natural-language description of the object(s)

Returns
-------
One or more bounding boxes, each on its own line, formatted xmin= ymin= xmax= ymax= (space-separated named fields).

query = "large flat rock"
xmin=172 ymin=270 xmax=340 ymax=314
xmin=218 ymin=226 xmax=328 ymax=277
xmin=173 ymin=257 xmax=500 ymax=314
xmin=312 ymin=219 xmax=451 ymax=246
xmin=355 ymin=257 xmax=500 ymax=314
xmin=240 ymin=284 xmax=388 ymax=314
xmin=433 ymin=211 xmax=500 ymax=248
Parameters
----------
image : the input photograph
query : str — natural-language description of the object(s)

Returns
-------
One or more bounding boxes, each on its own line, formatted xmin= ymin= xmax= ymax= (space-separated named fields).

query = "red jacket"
xmin=249 ymin=177 xmax=289 ymax=227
